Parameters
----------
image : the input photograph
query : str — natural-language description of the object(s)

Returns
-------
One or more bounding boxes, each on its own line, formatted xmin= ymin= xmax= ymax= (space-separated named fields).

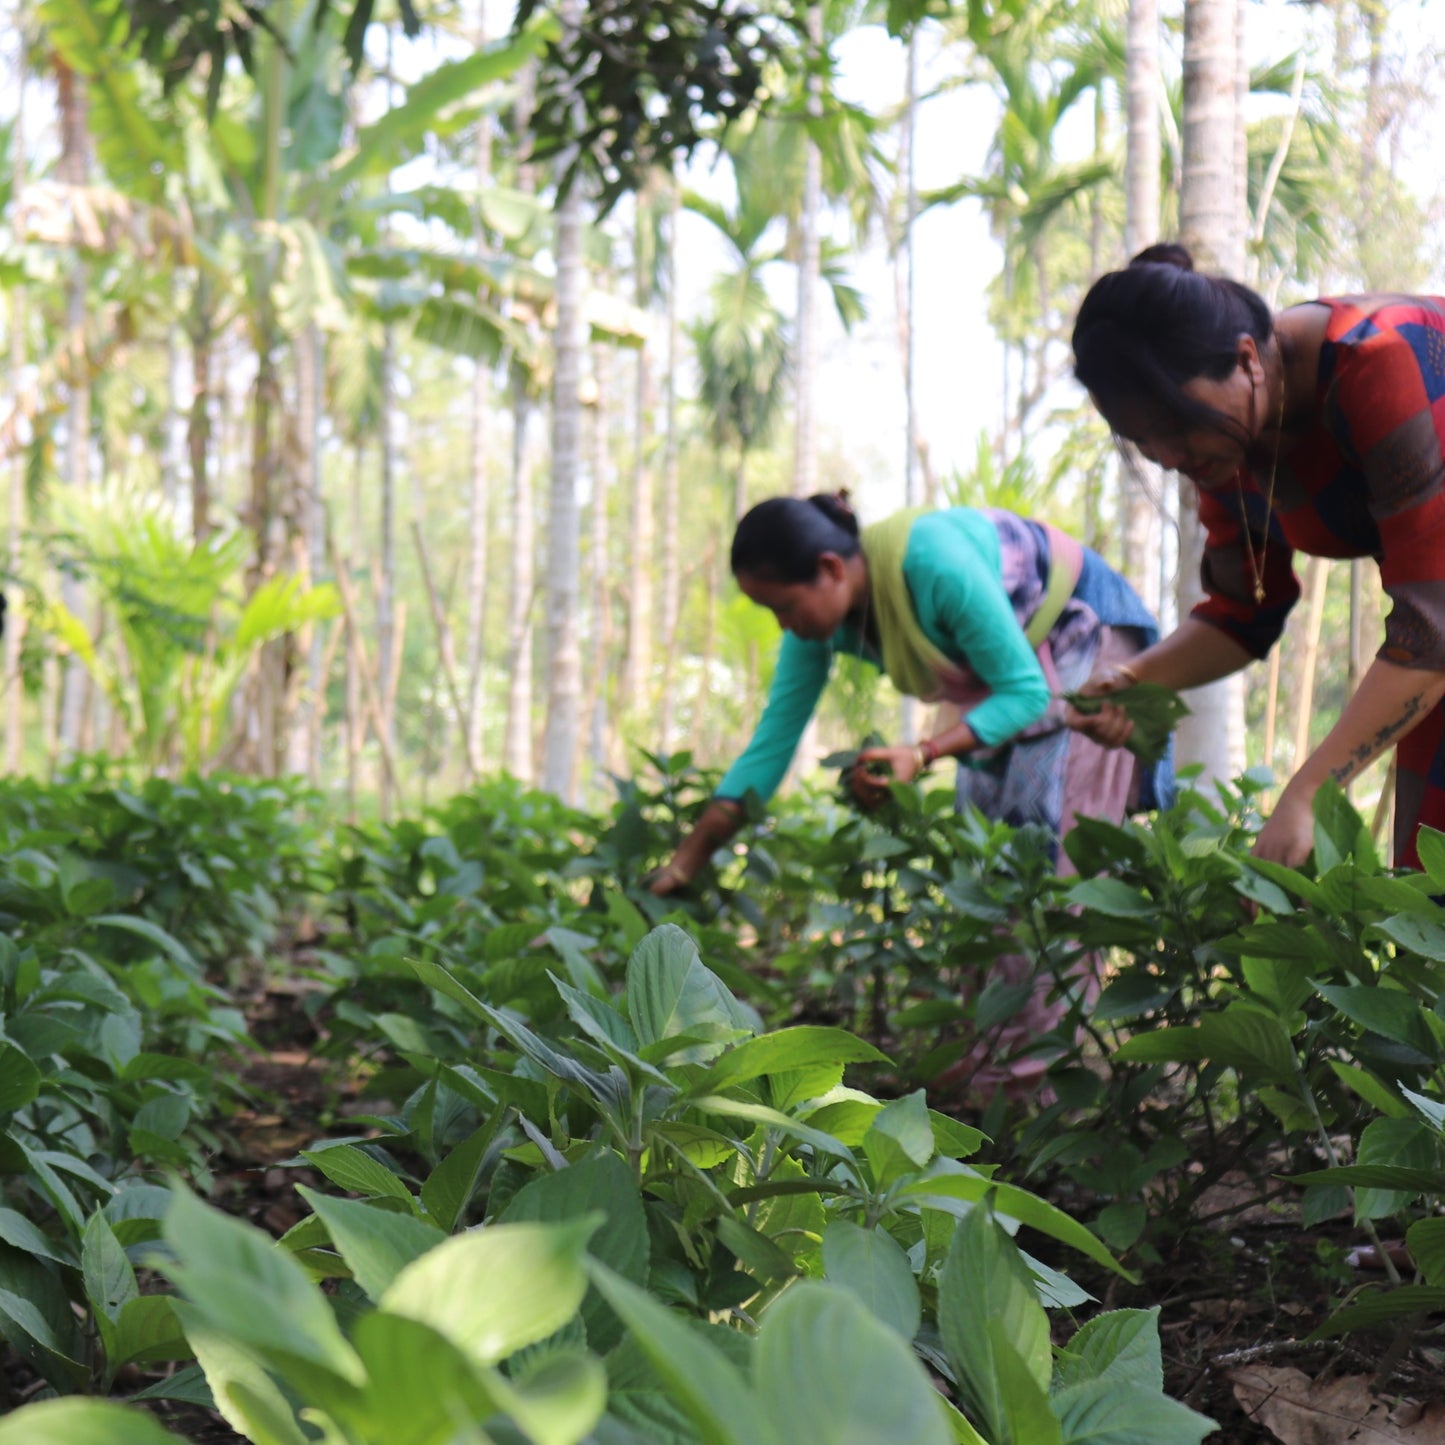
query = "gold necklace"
xmin=1239 ymin=375 xmax=1288 ymax=604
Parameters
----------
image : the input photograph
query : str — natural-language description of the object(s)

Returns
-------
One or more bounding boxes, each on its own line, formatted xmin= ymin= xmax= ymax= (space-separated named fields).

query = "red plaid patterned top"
xmin=1193 ymin=296 xmax=1445 ymax=669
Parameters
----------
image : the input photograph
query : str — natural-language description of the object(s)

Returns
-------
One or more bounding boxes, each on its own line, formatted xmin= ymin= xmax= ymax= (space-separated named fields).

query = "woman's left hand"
xmin=851 ymin=745 xmax=923 ymax=808
xmin=1252 ymin=782 xmax=1316 ymax=868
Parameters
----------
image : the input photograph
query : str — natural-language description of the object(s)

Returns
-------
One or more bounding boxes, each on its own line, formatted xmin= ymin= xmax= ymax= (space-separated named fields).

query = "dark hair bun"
xmin=807 ymin=491 xmax=860 ymax=539
xmin=1130 ymin=242 xmax=1194 ymax=271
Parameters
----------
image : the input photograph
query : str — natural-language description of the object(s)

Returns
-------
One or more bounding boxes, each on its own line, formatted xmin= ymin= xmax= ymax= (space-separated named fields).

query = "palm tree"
xmin=1120 ymin=0 xmax=1164 ymax=612
xmin=539 ymin=0 xmax=589 ymax=803
xmin=1175 ymin=0 xmax=1246 ymax=786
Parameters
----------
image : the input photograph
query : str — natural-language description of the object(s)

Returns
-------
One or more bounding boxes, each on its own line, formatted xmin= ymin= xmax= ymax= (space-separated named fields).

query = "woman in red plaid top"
xmin=1071 ymin=243 xmax=1445 ymax=870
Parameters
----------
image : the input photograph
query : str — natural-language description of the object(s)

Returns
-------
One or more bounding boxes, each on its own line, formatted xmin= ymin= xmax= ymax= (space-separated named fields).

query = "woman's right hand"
xmin=1064 ymin=665 xmax=1137 ymax=750
xmin=646 ymin=861 xmax=693 ymax=897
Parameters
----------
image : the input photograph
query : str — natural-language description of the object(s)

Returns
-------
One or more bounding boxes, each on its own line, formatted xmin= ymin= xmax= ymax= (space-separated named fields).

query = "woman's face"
xmin=1120 ymin=336 xmax=1266 ymax=491
xmin=736 ymin=554 xmax=854 ymax=642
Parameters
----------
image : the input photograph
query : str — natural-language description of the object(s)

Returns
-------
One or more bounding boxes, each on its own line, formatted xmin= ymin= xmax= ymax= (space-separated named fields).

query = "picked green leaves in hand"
xmin=1065 ymin=682 xmax=1189 ymax=765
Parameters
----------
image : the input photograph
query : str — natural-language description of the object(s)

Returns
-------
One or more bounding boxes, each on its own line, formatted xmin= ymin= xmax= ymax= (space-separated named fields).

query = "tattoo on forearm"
xmin=1328 ymin=692 xmax=1427 ymax=785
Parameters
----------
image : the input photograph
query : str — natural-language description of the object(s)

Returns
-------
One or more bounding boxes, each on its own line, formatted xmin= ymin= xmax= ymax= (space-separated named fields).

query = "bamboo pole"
xmin=411 ymin=520 xmax=480 ymax=781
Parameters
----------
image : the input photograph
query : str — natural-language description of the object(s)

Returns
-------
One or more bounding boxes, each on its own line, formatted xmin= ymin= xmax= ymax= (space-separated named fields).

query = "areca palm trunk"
xmin=539 ymin=119 xmax=587 ymax=802
xmin=620 ymin=194 xmax=655 ymax=724
xmin=55 ymin=56 xmax=91 ymax=755
xmin=585 ymin=343 xmax=614 ymax=787
xmin=5 ymin=19 xmax=25 ymax=773
xmin=1120 ymin=0 xmax=1163 ymax=612
xmin=658 ymin=181 xmax=682 ymax=752
xmin=465 ymin=0 xmax=493 ymax=774
xmin=503 ymin=366 xmax=536 ymax=782
xmin=1175 ymin=0 xmax=1246 ymax=785
xmin=792 ymin=2 xmax=824 ymax=499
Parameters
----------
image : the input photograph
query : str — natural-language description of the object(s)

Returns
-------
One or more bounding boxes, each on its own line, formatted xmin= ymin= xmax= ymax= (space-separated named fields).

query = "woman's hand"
xmin=1065 ymin=664 xmax=1137 ymax=750
xmin=1252 ymin=782 xmax=1316 ymax=868
xmin=851 ymin=744 xmax=924 ymax=808
xmin=646 ymin=861 xmax=694 ymax=896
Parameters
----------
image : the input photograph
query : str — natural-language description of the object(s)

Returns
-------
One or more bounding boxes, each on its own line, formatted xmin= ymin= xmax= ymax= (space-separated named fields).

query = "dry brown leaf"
xmin=1230 ymin=1365 xmax=1445 ymax=1444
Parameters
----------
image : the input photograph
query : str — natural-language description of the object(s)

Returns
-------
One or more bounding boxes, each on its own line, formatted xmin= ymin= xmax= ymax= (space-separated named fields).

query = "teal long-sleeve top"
xmin=717 ymin=508 xmax=1051 ymax=803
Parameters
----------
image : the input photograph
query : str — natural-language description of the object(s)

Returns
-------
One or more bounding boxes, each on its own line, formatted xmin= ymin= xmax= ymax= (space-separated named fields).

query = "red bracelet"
xmin=919 ymin=737 xmax=940 ymax=767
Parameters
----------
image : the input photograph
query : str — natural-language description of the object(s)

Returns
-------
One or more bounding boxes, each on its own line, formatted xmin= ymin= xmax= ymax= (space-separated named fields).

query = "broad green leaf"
xmin=0 ymin=1044 xmax=41 ymax=1114
xmin=500 ymin=1346 xmax=610 ymax=1445
xmin=863 ymin=1089 xmax=935 ymax=1187
xmin=695 ymin=1095 xmax=856 ymax=1162
xmin=1308 ymin=1285 xmax=1445 ymax=1340
xmin=500 ymin=1153 xmax=649 ymax=1351
xmin=297 ymin=1187 xmax=446 ymax=1303
xmin=755 ymin=1282 xmax=951 ymax=1445
xmin=0 ymin=1399 xmax=186 ymax=1445
xmin=626 ymin=925 xmax=754 ymax=1057
xmin=938 ymin=1205 xmax=1060 ymax=1445
xmin=0 ymin=1208 xmax=70 ymax=1266
xmin=1403 ymin=1087 xmax=1445 ymax=1130
xmin=1066 ymin=878 xmax=1156 ymax=918
xmin=1415 ymin=827 xmax=1445 ymax=891
xmin=900 ymin=1170 xmax=1134 ymax=1280
xmin=92 ymin=913 xmax=198 ymax=968
xmin=83 ymin=1209 xmax=136 ymax=1365
xmin=1288 ymin=1164 xmax=1445 ymax=1192
xmin=1328 ymin=1061 xmax=1408 ymax=1118
xmin=1408 ymin=1217 xmax=1445 ymax=1286
xmin=110 ymin=1295 xmax=190 ymax=1370
xmin=1052 ymin=1308 xmax=1163 ymax=1393
xmin=1314 ymin=982 xmax=1439 ymax=1062
xmin=1374 ymin=912 xmax=1445 ymax=963
xmin=714 ymin=1215 xmax=797 ymax=1283
xmin=0 ymin=1244 xmax=88 ymax=1390
xmin=1241 ymin=956 xmax=1314 ymax=1016
xmin=586 ymin=1261 xmax=771 ymax=1445
xmin=422 ymin=1119 xmax=499 ymax=1232
xmin=1353 ymin=1117 xmax=1439 ymax=1221
xmin=302 ymin=1143 xmax=415 ymax=1205
xmin=341 ymin=1312 xmax=502 ymax=1444
xmin=162 ymin=1189 xmax=363 ymax=1384
xmin=822 ymin=1221 xmax=921 ymax=1340
xmin=382 ymin=1216 xmax=597 ymax=1365
xmin=175 ymin=1307 xmax=310 ymax=1445
xmin=695 ymin=1026 xmax=889 ymax=1094
xmin=1050 ymin=1376 xmax=1217 ymax=1445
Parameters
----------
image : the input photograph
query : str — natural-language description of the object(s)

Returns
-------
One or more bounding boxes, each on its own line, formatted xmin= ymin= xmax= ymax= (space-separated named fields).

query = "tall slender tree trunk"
xmin=585 ymin=344 xmax=613 ymax=788
xmin=539 ymin=8 xmax=588 ymax=801
xmin=620 ymin=194 xmax=655 ymax=722
xmin=465 ymin=0 xmax=493 ymax=776
xmin=503 ymin=65 xmax=539 ymax=784
xmin=55 ymin=57 xmax=91 ymax=755
xmin=792 ymin=3 xmax=824 ymax=499
xmin=375 ymin=326 xmax=397 ymax=810
xmin=1120 ymin=0 xmax=1163 ymax=612
xmin=897 ymin=26 xmax=922 ymax=743
xmin=503 ymin=368 xmax=536 ymax=780
xmin=188 ymin=282 xmax=214 ymax=543
xmin=657 ymin=181 xmax=683 ymax=753
xmin=4 ymin=18 xmax=25 ymax=773
xmin=299 ymin=323 xmax=326 ymax=782
xmin=1175 ymin=0 xmax=1246 ymax=786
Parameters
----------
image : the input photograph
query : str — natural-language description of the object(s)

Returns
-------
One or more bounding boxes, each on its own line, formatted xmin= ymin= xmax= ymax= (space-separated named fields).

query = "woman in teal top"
xmin=651 ymin=492 xmax=1171 ymax=1100
xmin=654 ymin=492 xmax=1168 ymax=888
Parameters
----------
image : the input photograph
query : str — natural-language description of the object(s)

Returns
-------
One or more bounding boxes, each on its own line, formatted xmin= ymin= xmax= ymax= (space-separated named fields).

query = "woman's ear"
xmin=815 ymin=551 xmax=848 ymax=585
xmin=1237 ymin=333 xmax=1265 ymax=386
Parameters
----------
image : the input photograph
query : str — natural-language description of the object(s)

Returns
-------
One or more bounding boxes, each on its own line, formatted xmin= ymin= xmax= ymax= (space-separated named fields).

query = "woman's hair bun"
xmin=806 ymin=490 xmax=860 ymax=538
xmin=1129 ymin=242 xmax=1194 ymax=272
